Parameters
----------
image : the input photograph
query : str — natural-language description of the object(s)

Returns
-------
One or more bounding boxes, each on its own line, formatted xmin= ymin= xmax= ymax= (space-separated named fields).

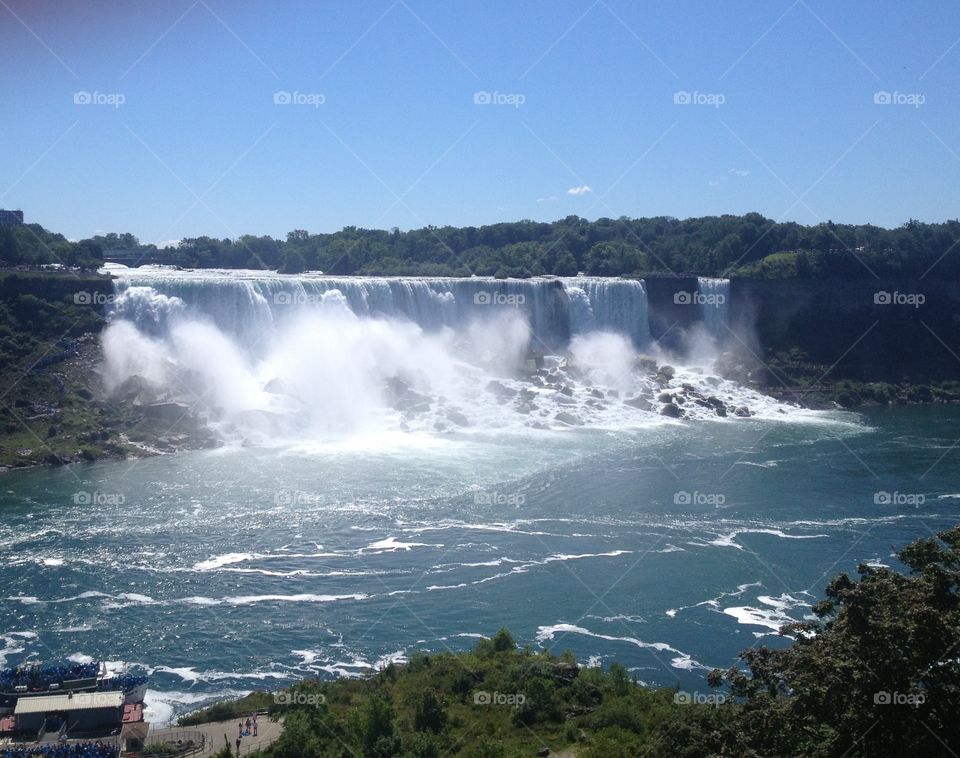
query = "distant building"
xmin=0 ymin=209 xmax=24 ymax=226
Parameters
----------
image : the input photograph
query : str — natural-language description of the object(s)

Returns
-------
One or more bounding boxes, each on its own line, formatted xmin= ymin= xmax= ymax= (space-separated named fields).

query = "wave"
xmin=535 ymin=623 xmax=710 ymax=672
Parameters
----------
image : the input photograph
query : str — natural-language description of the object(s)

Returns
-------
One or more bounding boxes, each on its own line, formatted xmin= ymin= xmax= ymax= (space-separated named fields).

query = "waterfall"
xmin=697 ymin=277 xmax=730 ymax=341
xmin=98 ymin=267 xmax=795 ymax=438
xmin=108 ymin=271 xmax=651 ymax=351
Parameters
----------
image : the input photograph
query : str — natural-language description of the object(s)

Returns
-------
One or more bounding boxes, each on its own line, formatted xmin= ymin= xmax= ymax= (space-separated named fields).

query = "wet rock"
xmin=636 ymin=357 xmax=658 ymax=373
xmin=715 ymin=405 xmax=727 ymax=417
xmin=660 ymin=403 xmax=682 ymax=418
xmin=555 ymin=411 xmax=584 ymax=426
xmin=657 ymin=392 xmax=673 ymax=403
xmin=734 ymin=406 xmax=752 ymax=417
xmin=143 ymin=402 xmax=191 ymax=422
xmin=706 ymin=376 xmax=721 ymax=387
xmin=486 ymin=380 xmax=516 ymax=402
xmin=657 ymin=365 xmax=676 ymax=381
xmin=385 ymin=377 xmax=432 ymax=412
xmin=519 ymin=388 xmax=537 ymax=400
xmin=559 ymin=385 xmax=575 ymax=397
xmin=625 ymin=396 xmax=652 ymax=411
xmin=606 ymin=389 xmax=620 ymax=398
xmin=589 ymin=388 xmax=605 ymax=399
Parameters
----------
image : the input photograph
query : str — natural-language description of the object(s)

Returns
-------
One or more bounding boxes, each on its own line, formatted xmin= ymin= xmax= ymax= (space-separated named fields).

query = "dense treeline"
xmin=111 ymin=214 xmax=960 ymax=278
xmin=5 ymin=214 xmax=960 ymax=279
xmin=0 ymin=224 xmax=103 ymax=270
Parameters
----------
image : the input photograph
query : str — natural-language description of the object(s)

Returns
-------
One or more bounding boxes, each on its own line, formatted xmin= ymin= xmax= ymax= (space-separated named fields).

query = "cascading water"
xmin=100 ymin=267 xmax=791 ymax=441
xmin=697 ymin=277 xmax=730 ymax=341
xmin=108 ymin=271 xmax=650 ymax=352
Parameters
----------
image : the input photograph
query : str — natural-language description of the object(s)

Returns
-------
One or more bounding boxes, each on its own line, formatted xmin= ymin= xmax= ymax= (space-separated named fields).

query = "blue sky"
xmin=2 ymin=0 xmax=959 ymax=244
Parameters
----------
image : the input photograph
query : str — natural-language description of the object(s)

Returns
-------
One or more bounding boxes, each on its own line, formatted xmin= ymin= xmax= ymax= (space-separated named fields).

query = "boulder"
xmin=625 ymin=395 xmax=652 ymax=411
xmin=660 ymin=403 xmax=682 ymax=418
xmin=143 ymin=402 xmax=191 ymax=423
xmin=636 ymin=357 xmax=658 ymax=373
xmin=555 ymin=411 xmax=584 ymax=426
xmin=486 ymin=380 xmax=516 ymax=402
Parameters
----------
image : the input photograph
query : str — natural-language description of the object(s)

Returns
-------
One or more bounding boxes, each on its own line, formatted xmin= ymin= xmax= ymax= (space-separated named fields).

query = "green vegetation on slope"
xmin=0 ymin=271 xmax=214 ymax=469
xmin=185 ymin=527 xmax=960 ymax=757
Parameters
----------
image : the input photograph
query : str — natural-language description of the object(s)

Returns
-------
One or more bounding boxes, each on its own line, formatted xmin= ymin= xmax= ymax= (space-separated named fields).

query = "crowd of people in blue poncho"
xmin=0 ymin=664 xmax=99 ymax=691
xmin=0 ymin=664 xmax=146 ymax=695
xmin=0 ymin=742 xmax=118 ymax=758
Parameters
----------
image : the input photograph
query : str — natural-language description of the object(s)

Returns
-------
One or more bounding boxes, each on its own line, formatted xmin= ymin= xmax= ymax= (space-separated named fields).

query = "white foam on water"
xmin=362 ymin=537 xmax=439 ymax=553
xmin=723 ymin=593 xmax=811 ymax=633
xmin=222 ymin=593 xmax=368 ymax=605
xmin=193 ymin=552 xmax=263 ymax=571
xmin=535 ymin=623 xmax=710 ymax=671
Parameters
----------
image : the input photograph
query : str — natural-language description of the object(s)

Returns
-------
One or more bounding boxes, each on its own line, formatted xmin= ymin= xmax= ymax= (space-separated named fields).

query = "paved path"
xmin=147 ymin=716 xmax=283 ymax=756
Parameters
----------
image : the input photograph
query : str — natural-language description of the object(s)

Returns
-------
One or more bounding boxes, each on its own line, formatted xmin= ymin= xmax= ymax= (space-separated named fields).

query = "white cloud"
xmin=567 ymin=185 xmax=591 ymax=196
xmin=728 ymin=168 xmax=749 ymax=177
xmin=536 ymin=195 xmax=558 ymax=203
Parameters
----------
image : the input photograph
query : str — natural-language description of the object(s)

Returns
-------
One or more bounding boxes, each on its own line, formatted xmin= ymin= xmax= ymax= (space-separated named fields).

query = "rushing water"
xmin=1 ymin=270 xmax=956 ymax=724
